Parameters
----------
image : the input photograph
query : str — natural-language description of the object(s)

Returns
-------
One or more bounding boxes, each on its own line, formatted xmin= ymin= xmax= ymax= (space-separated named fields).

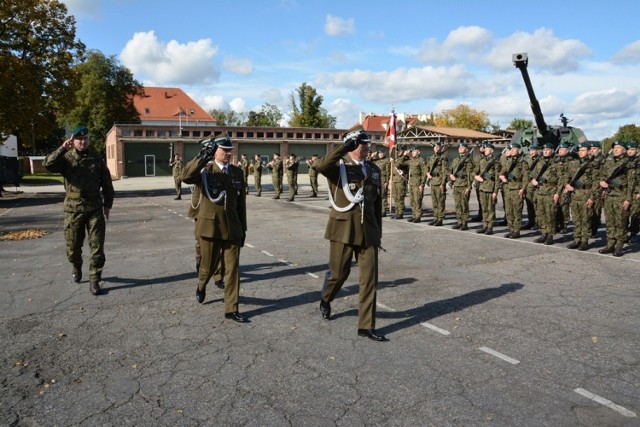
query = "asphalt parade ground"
xmin=1 ymin=175 xmax=639 ymax=426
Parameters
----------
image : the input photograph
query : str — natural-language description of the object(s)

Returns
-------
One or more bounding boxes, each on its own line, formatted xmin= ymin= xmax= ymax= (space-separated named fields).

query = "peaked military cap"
xmin=72 ymin=125 xmax=88 ymax=138
xmin=214 ymin=133 xmax=234 ymax=150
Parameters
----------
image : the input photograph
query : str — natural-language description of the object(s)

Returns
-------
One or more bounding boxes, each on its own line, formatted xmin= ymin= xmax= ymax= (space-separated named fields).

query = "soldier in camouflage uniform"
xmin=252 ymin=154 xmax=263 ymax=196
xmin=625 ymin=142 xmax=639 ymax=241
xmin=563 ymin=142 xmax=599 ymax=251
xmin=285 ymin=154 xmax=299 ymax=201
xmin=448 ymin=143 xmax=475 ymax=230
xmin=598 ymin=141 xmax=636 ymax=257
xmin=267 ymin=153 xmax=283 ymax=199
xmin=523 ymin=143 xmax=541 ymax=229
xmin=374 ymin=150 xmax=390 ymax=216
xmin=169 ymin=154 xmax=183 ymax=199
xmin=425 ymin=143 xmax=449 ymax=226
xmin=471 ymin=143 xmax=485 ymax=222
xmin=306 ymin=154 xmax=320 ymax=197
xmin=43 ymin=125 xmax=114 ymax=296
xmin=400 ymin=147 xmax=426 ymax=222
xmin=498 ymin=142 xmax=529 ymax=239
xmin=237 ymin=153 xmax=250 ymax=194
xmin=474 ymin=143 xmax=500 ymax=234
xmin=391 ymin=146 xmax=409 ymax=219
xmin=554 ymin=143 xmax=575 ymax=233
xmin=588 ymin=141 xmax=606 ymax=237
xmin=529 ymin=143 xmax=562 ymax=245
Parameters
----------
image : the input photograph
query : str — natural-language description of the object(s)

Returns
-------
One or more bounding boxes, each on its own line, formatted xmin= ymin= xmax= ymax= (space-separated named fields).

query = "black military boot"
xmin=484 ymin=227 xmax=494 ymax=235
xmin=598 ymin=246 xmax=614 ymax=254
xmin=567 ymin=241 xmax=580 ymax=249
xmin=451 ymin=222 xmax=461 ymax=229
xmin=578 ymin=241 xmax=589 ymax=251
xmin=476 ymin=227 xmax=487 ymax=234
xmin=534 ymin=234 xmax=548 ymax=243
xmin=460 ymin=222 xmax=469 ymax=230
xmin=434 ymin=220 xmax=443 ymax=226
xmin=72 ymin=265 xmax=82 ymax=283
xmin=613 ymin=246 xmax=623 ymax=257
xmin=504 ymin=231 xmax=513 ymax=238
xmin=544 ymin=234 xmax=554 ymax=245
xmin=510 ymin=231 xmax=521 ymax=239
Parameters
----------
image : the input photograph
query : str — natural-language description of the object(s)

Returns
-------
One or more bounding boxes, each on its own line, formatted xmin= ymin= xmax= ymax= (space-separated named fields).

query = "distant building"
xmin=105 ymin=87 xmax=346 ymax=179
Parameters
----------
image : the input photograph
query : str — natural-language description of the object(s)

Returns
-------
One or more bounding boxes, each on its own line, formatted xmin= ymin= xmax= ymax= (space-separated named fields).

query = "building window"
xmin=287 ymin=132 xmax=294 ymax=138
xmin=144 ymin=108 xmax=150 ymax=114
xmin=227 ymin=131 xmax=233 ymax=137
xmin=323 ymin=133 xmax=329 ymax=139
xmin=204 ymin=130 xmax=212 ymax=136
xmin=181 ymin=130 xmax=189 ymax=137
xmin=170 ymin=130 xmax=178 ymax=137
xmin=157 ymin=130 xmax=166 ymax=137
xmin=276 ymin=132 xmax=283 ymax=138
xmin=145 ymin=130 xmax=154 ymax=137
xmin=305 ymin=133 xmax=312 ymax=139
xmin=192 ymin=130 xmax=201 ymax=137
xmin=333 ymin=133 xmax=340 ymax=139
xmin=121 ymin=129 xmax=131 ymax=137
xmin=134 ymin=130 xmax=143 ymax=137
xmin=236 ymin=131 xmax=244 ymax=137
xmin=296 ymin=133 xmax=303 ymax=139
xmin=247 ymin=132 xmax=254 ymax=138
xmin=315 ymin=133 xmax=321 ymax=139
xmin=257 ymin=132 xmax=264 ymax=138
xmin=267 ymin=132 xmax=273 ymax=138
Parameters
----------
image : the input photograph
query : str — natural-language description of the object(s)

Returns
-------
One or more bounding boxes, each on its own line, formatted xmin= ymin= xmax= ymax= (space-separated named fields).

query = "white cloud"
xmin=261 ymin=88 xmax=283 ymax=105
xmin=202 ymin=95 xmax=226 ymax=110
xmin=417 ymin=26 xmax=492 ymax=64
xmin=485 ymin=28 xmax=591 ymax=73
xmin=328 ymin=98 xmax=360 ymax=129
xmin=571 ymin=88 xmax=639 ymax=116
xmin=223 ymin=57 xmax=254 ymax=75
xmin=229 ymin=97 xmax=246 ymax=113
xmin=611 ymin=40 xmax=640 ymax=64
xmin=320 ymin=65 xmax=471 ymax=103
xmin=120 ymin=31 xmax=219 ymax=85
xmin=324 ymin=15 xmax=355 ymax=37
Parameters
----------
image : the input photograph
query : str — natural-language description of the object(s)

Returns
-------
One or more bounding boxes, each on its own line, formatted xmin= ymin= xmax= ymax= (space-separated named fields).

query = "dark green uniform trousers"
xmin=64 ymin=210 xmax=106 ymax=282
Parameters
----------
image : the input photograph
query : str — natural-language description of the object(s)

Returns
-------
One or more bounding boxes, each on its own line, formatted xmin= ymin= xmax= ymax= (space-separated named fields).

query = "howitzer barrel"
xmin=513 ymin=53 xmax=552 ymax=143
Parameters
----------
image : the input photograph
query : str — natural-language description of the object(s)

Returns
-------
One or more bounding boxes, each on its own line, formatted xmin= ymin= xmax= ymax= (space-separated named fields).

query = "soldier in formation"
xmin=252 ymin=154 xmax=263 ymax=196
xmin=267 ymin=153 xmax=283 ymax=199
xmin=499 ymin=142 xmax=529 ymax=239
xmin=373 ymin=149 xmax=391 ymax=216
xmin=425 ymin=142 xmax=449 ymax=226
xmin=448 ymin=143 xmax=475 ymax=230
xmin=398 ymin=146 xmax=426 ymax=223
xmin=391 ymin=146 xmax=409 ymax=219
xmin=169 ymin=153 xmax=184 ymax=200
xmin=306 ymin=154 xmax=320 ymax=197
xmin=285 ymin=153 xmax=299 ymax=201
xmin=237 ymin=153 xmax=250 ymax=194
xmin=530 ymin=143 xmax=562 ymax=245
xmin=474 ymin=143 xmax=500 ymax=235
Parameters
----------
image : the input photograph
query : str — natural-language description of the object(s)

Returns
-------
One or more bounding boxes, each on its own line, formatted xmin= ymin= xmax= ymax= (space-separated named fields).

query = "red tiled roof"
xmin=351 ymin=114 xmax=420 ymax=133
xmin=412 ymin=126 xmax=498 ymax=139
xmin=133 ymin=87 xmax=215 ymax=123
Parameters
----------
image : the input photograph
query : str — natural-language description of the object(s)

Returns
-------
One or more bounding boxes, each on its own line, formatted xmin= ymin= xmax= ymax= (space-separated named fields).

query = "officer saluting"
xmin=316 ymin=129 xmax=387 ymax=342
xmin=182 ymin=134 xmax=249 ymax=323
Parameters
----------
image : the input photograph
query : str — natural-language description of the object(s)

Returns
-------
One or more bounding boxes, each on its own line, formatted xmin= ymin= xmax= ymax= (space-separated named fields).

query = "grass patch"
xmin=20 ymin=173 xmax=64 ymax=185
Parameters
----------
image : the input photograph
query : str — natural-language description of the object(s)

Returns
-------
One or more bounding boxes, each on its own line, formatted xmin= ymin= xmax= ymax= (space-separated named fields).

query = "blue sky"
xmin=63 ymin=0 xmax=640 ymax=139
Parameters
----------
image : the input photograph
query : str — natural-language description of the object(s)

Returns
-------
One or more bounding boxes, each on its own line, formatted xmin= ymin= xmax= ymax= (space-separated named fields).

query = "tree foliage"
xmin=288 ymin=82 xmax=336 ymax=128
xmin=246 ymin=103 xmax=283 ymax=127
xmin=433 ymin=104 xmax=490 ymax=131
xmin=0 ymin=0 xmax=85 ymax=153
xmin=508 ymin=118 xmax=534 ymax=131
xmin=602 ymin=124 xmax=640 ymax=152
xmin=58 ymin=51 xmax=143 ymax=152
xmin=208 ymin=108 xmax=246 ymax=126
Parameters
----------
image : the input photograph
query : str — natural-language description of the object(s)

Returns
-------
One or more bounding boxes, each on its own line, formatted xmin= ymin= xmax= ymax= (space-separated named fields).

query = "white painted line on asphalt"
xmin=244 ymin=243 xmax=255 ymax=248
xmin=376 ymin=302 xmax=396 ymax=312
xmin=306 ymin=272 xmax=319 ymax=278
xmin=421 ymin=322 xmax=450 ymax=335
xmin=574 ymin=388 xmax=637 ymax=418
xmin=261 ymin=250 xmax=274 ymax=257
xmin=479 ymin=346 xmax=520 ymax=365
xmin=278 ymin=258 xmax=295 ymax=266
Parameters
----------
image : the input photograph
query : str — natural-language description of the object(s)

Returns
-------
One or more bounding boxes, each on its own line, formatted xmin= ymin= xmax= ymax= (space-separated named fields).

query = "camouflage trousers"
xmin=504 ymin=188 xmax=524 ymax=232
xmin=253 ymin=173 xmax=262 ymax=196
xmin=174 ymin=176 xmax=182 ymax=196
xmin=534 ymin=191 xmax=556 ymax=236
xmin=452 ymin=186 xmax=470 ymax=223
xmin=381 ymin=182 xmax=389 ymax=213
xmin=430 ymin=184 xmax=447 ymax=221
xmin=478 ymin=191 xmax=496 ymax=229
xmin=64 ymin=210 xmax=106 ymax=282
xmin=556 ymin=193 xmax=570 ymax=231
xmin=393 ymin=183 xmax=407 ymax=217
xmin=286 ymin=173 xmax=297 ymax=197
xmin=524 ymin=185 xmax=536 ymax=225
xmin=408 ymin=184 xmax=424 ymax=220
xmin=629 ymin=198 xmax=640 ymax=237
xmin=309 ymin=175 xmax=318 ymax=196
xmin=273 ymin=175 xmax=282 ymax=196
xmin=570 ymin=196 xmax=593 ymax=243
xmin=604 ymin=195 xmax=628 ymax=249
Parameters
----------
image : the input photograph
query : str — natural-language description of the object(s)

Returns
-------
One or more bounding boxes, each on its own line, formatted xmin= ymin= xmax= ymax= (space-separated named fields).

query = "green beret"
xmin=577 ymin=142 xmax=591 ymax=149
xmin=72 ymin=125 xmax=88 ymax=137
xmin=484 ymin=143 xmax=495 ymax=150
xmin=542 ymin=142 xmax=555 ymax=149
xmin=558 ymin=142 xmax=570 ymax=149
xmin=588 ymin=140 xmax=601 ymax=148
xmin=510 ymin=142 xmax=522 ymax=149
xmin=626 ymin=141 xmax=638 ymax=149
xmin=613 ymin=141 xmax=627 ymax=149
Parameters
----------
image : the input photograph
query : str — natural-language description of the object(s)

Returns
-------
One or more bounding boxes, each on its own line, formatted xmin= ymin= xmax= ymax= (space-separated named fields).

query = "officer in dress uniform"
xmin=316 ymin=129 xmax=387 ymax=342
xmin=181 ymin=134 xmax=249 ymax=322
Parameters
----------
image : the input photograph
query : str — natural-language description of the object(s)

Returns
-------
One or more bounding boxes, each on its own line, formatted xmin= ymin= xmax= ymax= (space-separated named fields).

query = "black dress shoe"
xmin=196 ymin=287 xmax=205 ymax=304
xmin=215 ymin=280 xmax=224 ymax=289
xmin=357 ymin=329 xmax=388 ymax=342
xmin=225 ymin=311 xmax=249 ymax=323
xmin=320 ymin=300 xmax=331 ymax=320
xmin=72 ymin=266 xmax=82 ymax=283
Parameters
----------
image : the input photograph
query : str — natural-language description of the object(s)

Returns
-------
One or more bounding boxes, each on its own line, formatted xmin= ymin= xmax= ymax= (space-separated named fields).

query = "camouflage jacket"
xmin=44 ymin=146 xmax=114 ymax=213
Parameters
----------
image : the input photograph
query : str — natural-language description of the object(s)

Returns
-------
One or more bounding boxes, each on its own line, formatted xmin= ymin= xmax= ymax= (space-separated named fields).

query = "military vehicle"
xmin=511 ymin=52 xmax=588 ymax=148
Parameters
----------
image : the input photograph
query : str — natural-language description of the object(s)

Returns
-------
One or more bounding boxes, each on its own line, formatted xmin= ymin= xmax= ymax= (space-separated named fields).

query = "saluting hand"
xmin=62 ymin=138 xmax=73 ymax=150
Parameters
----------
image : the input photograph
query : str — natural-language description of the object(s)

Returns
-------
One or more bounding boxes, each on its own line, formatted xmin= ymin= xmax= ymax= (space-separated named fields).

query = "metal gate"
xmin=145 ymin=155 xmax=156 ymax=176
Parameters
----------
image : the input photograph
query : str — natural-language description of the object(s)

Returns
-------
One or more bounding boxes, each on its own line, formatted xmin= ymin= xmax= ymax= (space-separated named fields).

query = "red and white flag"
xmin=383 ymin=111 xmax=397 ymax=149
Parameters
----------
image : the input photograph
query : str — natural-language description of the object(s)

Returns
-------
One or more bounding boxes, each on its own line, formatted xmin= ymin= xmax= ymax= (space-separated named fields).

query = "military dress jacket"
xmin=316 ymin=145 xmax=382 ymax=247
xmin=43 ymin=146 xmax=114 ymax=213
xmin=448 ymin=155 xmax=475 ymax=189
xmin=182 ymin=158 xmax=247 ymax=242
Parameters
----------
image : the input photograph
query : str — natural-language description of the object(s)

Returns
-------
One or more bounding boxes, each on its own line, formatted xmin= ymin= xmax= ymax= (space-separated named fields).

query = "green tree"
xmin=208 ymin=108 xmax=246 ymax=126
xmin=246 ymin=103 xmax=283 ymax=127
xmin=434 ymin=104 xmax=490 ymax=131
xmin=508 ymin=118 xmax=534 ymax=131
xmin=58 ymin=51 xmax=143 ymax=152
xmin=288 ymin=82 xmax=336 ymax=128
xmin=0 ymin=0 xmax=85 ymax=153
xmin=602 ymin=124 xmax=640 ymax=152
